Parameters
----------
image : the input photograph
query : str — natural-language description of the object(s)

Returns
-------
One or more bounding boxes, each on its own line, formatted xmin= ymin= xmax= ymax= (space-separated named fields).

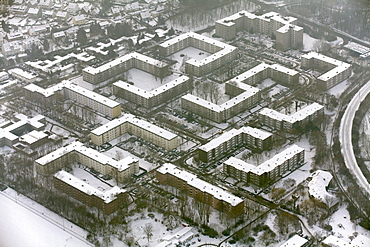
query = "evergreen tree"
xmin=76 ymin=28 xmax=88 ymax=45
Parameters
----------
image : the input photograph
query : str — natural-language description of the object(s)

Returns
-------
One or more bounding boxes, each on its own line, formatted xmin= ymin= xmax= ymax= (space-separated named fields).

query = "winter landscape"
xmin=0 ymin=0 xmax=369 ymax=246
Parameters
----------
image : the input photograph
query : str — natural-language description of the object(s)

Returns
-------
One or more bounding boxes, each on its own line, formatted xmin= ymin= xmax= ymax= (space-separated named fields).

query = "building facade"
xmin=36 ymin=141 xmax=139 ymax=182
xmin=159 ymin=32 xmax=238 ymax=76
xmin=113 ymin=75 xmax=191 ymax=109
xmin=223 ymin=145 xmax=305 ymax=186
xmin=90 ymin=114 xmax=179 ymax=151
xmin=198 ymin=127 xmax=273 ymax=163
xmin=54 ymin=171 xmax=128 ymax=215
xmin=156 ymin=163 xmax=244 ymax=217
xmin=215 ymin=11 xmax=303 ymax=51
xmin=259 ymin=102 xmax=324 ymax=131
xmin=24 ymin=80 xmax=121 ymax=118
xmin=82 ymin=52 xmax=169 ymax=84
xmin=301 ymin=52 xmax=351 ymax=90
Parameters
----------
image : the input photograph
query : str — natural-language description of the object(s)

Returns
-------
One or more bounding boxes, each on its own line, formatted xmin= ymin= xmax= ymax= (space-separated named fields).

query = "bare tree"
xmin=143 ymin=223 xmax=153 ymax=243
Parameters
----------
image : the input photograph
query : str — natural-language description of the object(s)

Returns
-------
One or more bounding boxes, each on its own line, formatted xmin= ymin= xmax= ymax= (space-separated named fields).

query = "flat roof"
xmin=260 ymin=103 xmax=324 ymax=124
xmin=54 ymin=170 xmax=126 ymax=203
xmin=279 ymin=234 xmax=308 ymax=247
xmin=82 ymin=52 xmax=167 ymax=75
xmin=9 ymin=68 xmax=37 ymax=80
xmin=113 ymin=75 xmax=189 ymax=98
xmin=224 ymin=145 xmax=304 ymax=175
xmin=157 ymin=163 xmax=243 ymax=206
xmin=24 ymin=80 xmax=120 ymax=108
xmin=91 ymin=113 xmax=178 ymax=141
xmin=36 ymin=141 xmax=138 ymax=172
xmin=199 ymin=127 xmax=272 ymax=152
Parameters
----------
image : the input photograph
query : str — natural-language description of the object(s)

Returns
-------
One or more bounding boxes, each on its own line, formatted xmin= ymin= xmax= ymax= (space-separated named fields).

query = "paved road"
xmin=339 ymin=80 xmax=370 ymax=195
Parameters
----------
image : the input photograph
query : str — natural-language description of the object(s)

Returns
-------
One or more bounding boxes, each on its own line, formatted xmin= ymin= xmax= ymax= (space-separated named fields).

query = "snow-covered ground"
xmin=0 ymin=189 xmax=91 ymax=247
xmin=303 ymin=33 xmax=318 ymax=51
xmin=126 ymin=68 xmax=179 ymax=91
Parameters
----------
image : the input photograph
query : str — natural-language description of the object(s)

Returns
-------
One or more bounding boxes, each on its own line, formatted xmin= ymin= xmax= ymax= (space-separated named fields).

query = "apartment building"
xmin=181 ymin=63 xmax=298 ymax=123
xmin=82 ymin=52 xmax=169 ymax=84
xmin=215 ymin=11 xmax=303 ymax=51
xmin=156 ymin=163 xmax=244 ymax=217
xmin=158 ymin=32 xmax=238 ymax=76
xmin=301 ymin=52 xmax=351 ymax=90
xmin=24 ymin=80 xmax=121 ymax=118
xmin=223 ymin=145 xmax=305 ymax=186
xmin=229 ymin=63 xmax=299 ymax=86
xmin=182 ymin=81 xmax=260 ymax=123
xmin=54 ymin=171 xmax=128 ymax=215
xmin=36 ymin=141 xmax=139 ymax=182
xmin=198 ymin=127 xmax=273 ymax=163
xmin=259 ymin=102 xmax=324 ymax=131
xmin=90 ymin=113 xmax=179 ymax=151
xmin=113 ymin=75 xmax=191 ymax=108
xmin=0 ymin=114 xmax=45 ymax=147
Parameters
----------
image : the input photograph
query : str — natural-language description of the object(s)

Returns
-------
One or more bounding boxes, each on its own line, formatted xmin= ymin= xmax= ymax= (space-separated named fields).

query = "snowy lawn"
xmin=0 ymin=189 xmax=90 ymax=247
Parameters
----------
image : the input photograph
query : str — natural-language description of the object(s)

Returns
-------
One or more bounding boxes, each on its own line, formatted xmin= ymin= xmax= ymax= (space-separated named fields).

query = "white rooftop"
xmin=113 ymin=75 xmax=189 ymax=98
xmin=54 ymin=170 xmax=126 ymax=203
xmin=224 ymin=145 xmax=304 ymax=175
xmin=91 ymin=113 xmax=178 ymax=141
xmin=157 ymin=163 xmax=243 ymax=206
xmin=308 ymin=170 xmax=333 ymax=201
xmin=36 ymin=141 xmax=138 ymax=173
xmin=9 ymin=68 xmax=37 ymax=81
xmin=279 ymin=234 xmax=308 ymax=247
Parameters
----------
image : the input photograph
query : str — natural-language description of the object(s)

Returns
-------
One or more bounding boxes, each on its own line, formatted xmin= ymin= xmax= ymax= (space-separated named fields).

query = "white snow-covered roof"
xmin=260 ymin=103 xmax=324 ymax=124
xmin=19 ymin=130 xmax=47 ymax=145
xmin=37 ymin=141 xmax=138 ymax=172
xmin=91 ymin=113 xmax=178 ymax=141
xmin=113 ymin=75 xmax=189 ymax=98
xmin=308 ymin=170 xmax=333 ymax=201
xmin=322 ymin=235 xmax=352 ymax=247
xmin=82 ymin=52 xmax=167 ymax=75
xmin=224 ymin=145 xmax=304 ymax=175
xmin=351 ymin=234 xmax=370 ymax=247
xmin=199 ymin=127 xmax=272 ymax=152
xmin=279 ymin=234 xmax=308 ymax=247
xmin=24 ymin=80 xmax=120 ymax=108
xmin=54 ymin=170 xmax=126 ymax=203
xmin=344 ymin=42 xmax=370 ymax=55
xmin=9 ymin=68 xmax=37 ymax=81
xmin=157 ymin=163 xmax=243 ymax=206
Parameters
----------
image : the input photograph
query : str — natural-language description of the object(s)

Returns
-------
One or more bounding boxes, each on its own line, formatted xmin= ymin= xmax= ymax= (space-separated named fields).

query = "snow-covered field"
xmin=0 ymin=189 xmax=90 ymax=247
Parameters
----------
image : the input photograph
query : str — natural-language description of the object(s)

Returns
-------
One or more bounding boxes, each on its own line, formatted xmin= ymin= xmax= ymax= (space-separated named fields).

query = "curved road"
xmin=339 ymin=80 xmax=370 ymax=195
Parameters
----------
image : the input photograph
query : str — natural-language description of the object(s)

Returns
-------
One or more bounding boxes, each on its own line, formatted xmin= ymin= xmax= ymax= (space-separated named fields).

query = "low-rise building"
xmin=9 ymin=68 xmax=38 ymax=83
xmin=72 ymin=15 xmax=87 ymax=26
xmin=280 ymin=234 xmax=309 ymax=247
xmin=90 ymin=114 xmax=179 ymax=151
xmin=259 ymin=103 xmax=324 ymax=131
xmin=301 ymin=52 xmax=351 ymax=90
xmin=2 ymin=41 xmax=23 ymax=57
xmin=156 ymin=163 xmax=244 ymax=217
xmin=36 ymin=141 xmax=139 ymax=182
xmin=223 ymin=145 xmax=305 ymax=186
xmin=198 ymin=127 xmax=272 ymax=163
xmin=159 ymin=32 xmax=238 ymax=76
xmin=113 ymin=75 xmax=191 ymax=109
xmin=24 ymin=80 xmax=121 ymax=118
xmin=82 ymin=52 xmax=169 ymax=84
xmin=54 ymin=171 xmax=128 ymax=215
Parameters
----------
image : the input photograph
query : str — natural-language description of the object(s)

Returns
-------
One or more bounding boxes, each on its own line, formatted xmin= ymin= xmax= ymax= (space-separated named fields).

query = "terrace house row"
xmin=181 ymin=63 xmax=298 ymax=123
xmin=259 ymin=102 xmax=324 ymax=131
xmin=224 ymin=145 xmax=305 ymax=186
xmin=24 ymin=80 xmax=121 ymax=118
xmin=159 ymin=32 xmax=238 ymax=76
xmin=156 ymin=163 xmax=244 ymax=218
xmin=215 ymin=11 xmax=303 ymax=51
xmin=113 ymin=75 xmax=191 ymax=109
xmin=54 ymin=171 xmax=128 ymax=215
xmin=36 ymin=141 xmax=139 ymax=182
xmin=198 ymin=126 xmax=273 ymax=163
xmin=301 ymin=52 xmax=351 ymax=90
xmin=82 ymin=52 xmax=170 ymax=84
xmin=90 ymin=113 xmax=179 ymax=151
